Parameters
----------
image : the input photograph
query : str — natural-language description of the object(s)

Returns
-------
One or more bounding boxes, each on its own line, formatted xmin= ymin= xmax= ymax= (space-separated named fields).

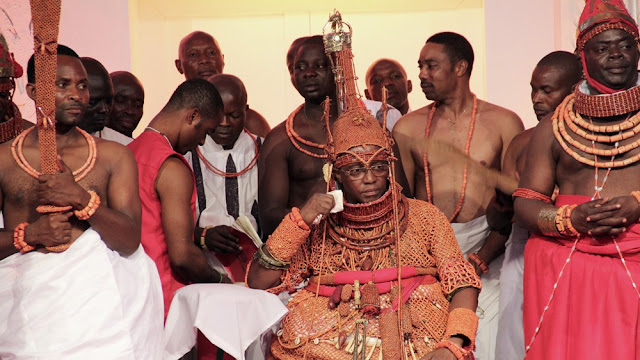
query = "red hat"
xmin=576 ymin=0 xmax=638 ymax=52
xmin=576 ymin=0 xmax=639 ymax=94
xmin=0 ymin=34 xmax=23 ymax=79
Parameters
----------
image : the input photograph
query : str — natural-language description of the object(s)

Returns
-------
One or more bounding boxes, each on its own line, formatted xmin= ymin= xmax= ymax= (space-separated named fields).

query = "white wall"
xmin=130 ymin=7 xmax=486 ymax=136
xmin=0 ymin=0 xmax=131 ymax=121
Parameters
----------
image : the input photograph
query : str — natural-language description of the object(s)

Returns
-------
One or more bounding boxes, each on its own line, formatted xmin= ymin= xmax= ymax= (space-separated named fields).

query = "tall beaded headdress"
xmin=321 ymin=11 xmax=394 ymax=169
xmin=321 ymin=11 xmax=407 ymax=358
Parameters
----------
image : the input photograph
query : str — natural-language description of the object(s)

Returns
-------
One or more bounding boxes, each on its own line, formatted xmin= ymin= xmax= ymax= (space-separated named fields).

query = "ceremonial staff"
xmin=30 ymin=0 xmax=71 ymax=252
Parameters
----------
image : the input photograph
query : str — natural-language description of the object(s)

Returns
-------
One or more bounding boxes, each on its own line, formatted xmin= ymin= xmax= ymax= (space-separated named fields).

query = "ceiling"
xmin=134 ymin=0 xmax=483 ymax=19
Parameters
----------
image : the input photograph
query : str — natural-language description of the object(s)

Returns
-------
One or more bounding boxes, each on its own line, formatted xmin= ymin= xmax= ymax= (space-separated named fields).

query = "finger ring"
xmin=312 ymin=214 xmax=323 ymax=225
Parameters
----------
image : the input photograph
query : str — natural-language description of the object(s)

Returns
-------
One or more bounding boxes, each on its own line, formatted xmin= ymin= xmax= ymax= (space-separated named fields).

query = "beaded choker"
xmin=0 ymin=115 xmax=22 ymax=144
xmin=328 ymin=186 xmax=408 ymax=251
xmin=553 ymin=93 xmax=640 ymax=168
xmin=285 ymin=104 xmax=327 ymax=159
xmin=574 ymin=78 xmax=640 ymax=117
xmin=11 ymin=126 xmax=97 ymax=181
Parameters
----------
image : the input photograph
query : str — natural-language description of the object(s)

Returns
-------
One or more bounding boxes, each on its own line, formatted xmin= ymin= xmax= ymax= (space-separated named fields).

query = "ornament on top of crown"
xmin=321 ymin=10 xmax=392 ymax=162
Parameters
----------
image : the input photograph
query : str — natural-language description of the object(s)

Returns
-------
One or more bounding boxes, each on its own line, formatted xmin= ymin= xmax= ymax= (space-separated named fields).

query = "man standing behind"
xmin=175 ymin=31 xmax=271 ymax=138
xmin=393 ymin=32 xmax=523 ymax=360
xmin=514 ymin=1 xmax=640 ymax=358
xmin=109 ymin=71 xmax=144 ymax=138
xmin=494 ymin=51 xmax=581 ymax=360
xmin=128 ymin=78 xmax=231 ymax=320
xmin=186 ymin=73 xmax=261 ymax=282
xmin=78 ymin=57 xmax=132 ymax=145
xmin=259 ymin=36 xmax=404 ymax=237
xmin=0 ymin=45 xmax=163 ymax=359
xmin=365 ymin=58 xmax=413 ymax=115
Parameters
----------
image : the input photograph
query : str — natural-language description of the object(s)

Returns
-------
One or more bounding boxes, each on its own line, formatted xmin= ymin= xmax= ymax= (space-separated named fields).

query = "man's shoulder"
xmin=406 ymin=197 xmax=448 ymax=223
xmin=393 ymin=105 xmax=430 ymax=134
xmin=262 ymin=120 xmax=290 ymax=149
xmin=478 ymin=99 xmax=521 ymax=122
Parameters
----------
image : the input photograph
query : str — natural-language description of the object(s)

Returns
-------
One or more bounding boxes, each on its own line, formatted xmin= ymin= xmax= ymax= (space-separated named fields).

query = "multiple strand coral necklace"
xmin=285 ymin=104 xmax=328 ymax=159
xmin=553 ymin=93 xmax=640 ymax=168
xmin=196 ymin=129 xmax=259 ymax=177
xmin=423 ymin=94 xmax=477 ymax=222
xmin=11 ymin=126 xmax=97 ymax=181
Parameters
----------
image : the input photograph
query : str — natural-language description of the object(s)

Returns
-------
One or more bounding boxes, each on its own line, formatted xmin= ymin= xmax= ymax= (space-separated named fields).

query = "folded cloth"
xmin=164 ymin=284 xmax=288 ymax=360
xmin=0 ymin=228 xmax=164 ymax=360
xmin=451 ymin=215 xmax=503 ymax=360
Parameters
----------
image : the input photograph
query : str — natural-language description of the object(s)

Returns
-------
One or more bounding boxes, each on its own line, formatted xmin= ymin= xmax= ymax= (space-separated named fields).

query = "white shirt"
xmin=361 ymin=98 xmax=402 ymax=131
xmin=185 ymin=130 xmax=260 ymax=232
xmin=93 ymin=127 xmax=133 ymax=145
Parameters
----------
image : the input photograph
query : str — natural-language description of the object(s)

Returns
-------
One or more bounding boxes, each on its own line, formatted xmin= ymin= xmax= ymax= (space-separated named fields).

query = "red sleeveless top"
xmin=128 ymin=131 xmax=196 ymax=318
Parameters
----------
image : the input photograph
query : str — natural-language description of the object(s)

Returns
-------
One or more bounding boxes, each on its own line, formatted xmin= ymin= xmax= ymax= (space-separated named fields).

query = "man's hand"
xmin=25 ymin=212 xmax=73 ymax=248
xmin=420 ymin=348 xmax=458 ymax=360
xmin=36 ymin=157 xmax=89 ymax=210
xmin=299 ymin=193 xmax=335 ymax=225
xmin=205 ymin=225 xmax=241 ymax=253
xmin=420 ymin=337 xmax=465 ymax=360
xmin=577 ymin=196 xmax=640 ymax=237
xmin=571 ymin=197 xmax=635 ymax=237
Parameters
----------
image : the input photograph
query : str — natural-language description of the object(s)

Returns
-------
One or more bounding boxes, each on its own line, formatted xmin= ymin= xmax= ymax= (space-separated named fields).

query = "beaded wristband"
xmin=632 ymin=191 xmax=640 ymax=204
xmin=443 ymin=307 xmax=479 ymax=350
xmin=538 ymin=207 xmax=561 ymax=237
xmin=255 ymin=244 xmax=289 ymax=270
xmin=468 ymin=253 xmax=489 ymax=274
xmin=13 ymin=222 xmax=35 ymax=253
xmin=562 ymin=204 xmax=580 ymax=236
xmin=290 ymin=207 xmax=310 ymax=230
xmin=435 ymin=339 xmax=471 ymax=360
xmin=200 ymin=226 xmax=213 ymax=249
xmin=74 ymin=190 xmax=101 ymax=221
xmin=513 ymin=187 xmax=553 ymax=204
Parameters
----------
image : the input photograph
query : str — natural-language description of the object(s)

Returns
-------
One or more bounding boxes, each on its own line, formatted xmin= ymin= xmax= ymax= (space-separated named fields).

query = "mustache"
xmin=420 ymin=80 xmax=433 ymax=87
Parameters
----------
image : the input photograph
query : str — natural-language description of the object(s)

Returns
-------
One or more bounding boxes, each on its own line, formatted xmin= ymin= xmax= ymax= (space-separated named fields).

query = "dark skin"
xmin=193 ymin=74 xmax=249 ymax=254
xmin=260 ymin=42 xmax=410 ymax=237
xmin=250 ymin=145 xmax=477 ymax=360
xmin=78 ymin=57 xmax=113 ymax=134
xmin=0 ymin=55 xmax=140 ymax=260
xmin=365 ymin=59 xmax=413 ymax=115
xmin=515 ymin=29 xmax=640 ymax=237
xmin=258 ymin=42 xmax=339 ymax=238
xmin=175 ymin=31 xmax=271 ymax=138
xmin=395 ymin=42 xmax=523 ymax=272
xmin=109 ymin=71 xmax=144 ymax=137
xmin=487 ymin=63 xmax=579 ymax=249
xmin=147 ymin=107 xmax=231 ymax=283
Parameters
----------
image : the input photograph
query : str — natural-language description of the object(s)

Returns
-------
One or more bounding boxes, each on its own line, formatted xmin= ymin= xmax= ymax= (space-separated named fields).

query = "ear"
xmin=175 ymin=59 xmax=184 ymax=74
xmin=187 ymin=108 xmax=200 ymax=125
xmin=26 ymin=83 xmax=36 ymax=101
xmin=407 ymin=79 xmax=413 ymax=94
xmin=455 ymin=60 xmax=468 ymax=78
xmin=364 ymin=88 xmax=372 ymax=100
xmin=333 ymin=171 xmax=342 ymax=185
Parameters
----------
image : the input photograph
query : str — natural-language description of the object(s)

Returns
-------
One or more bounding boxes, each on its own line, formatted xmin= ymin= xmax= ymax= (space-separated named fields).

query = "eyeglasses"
xmin=340 ymin=162 xmax=390 ymax=180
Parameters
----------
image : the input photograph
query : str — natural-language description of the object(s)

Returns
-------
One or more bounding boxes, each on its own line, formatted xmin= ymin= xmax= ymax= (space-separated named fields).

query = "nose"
xmin=418 ymin=66 xmax=428 ymax=81
xmin=303 ymin=67 xmax=317 ymax=79
xmin=531 ymin=91 xmax=541 ymax=104
xmin=609 ymin=44 xmax=623 ymax=58
xmin=197 ymin=53 xmax=211 ymax=64
xmin=362 ymin=167 xmax=377 ymax=183
xmin=219 ymin=115 xmax=231 ymax=127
